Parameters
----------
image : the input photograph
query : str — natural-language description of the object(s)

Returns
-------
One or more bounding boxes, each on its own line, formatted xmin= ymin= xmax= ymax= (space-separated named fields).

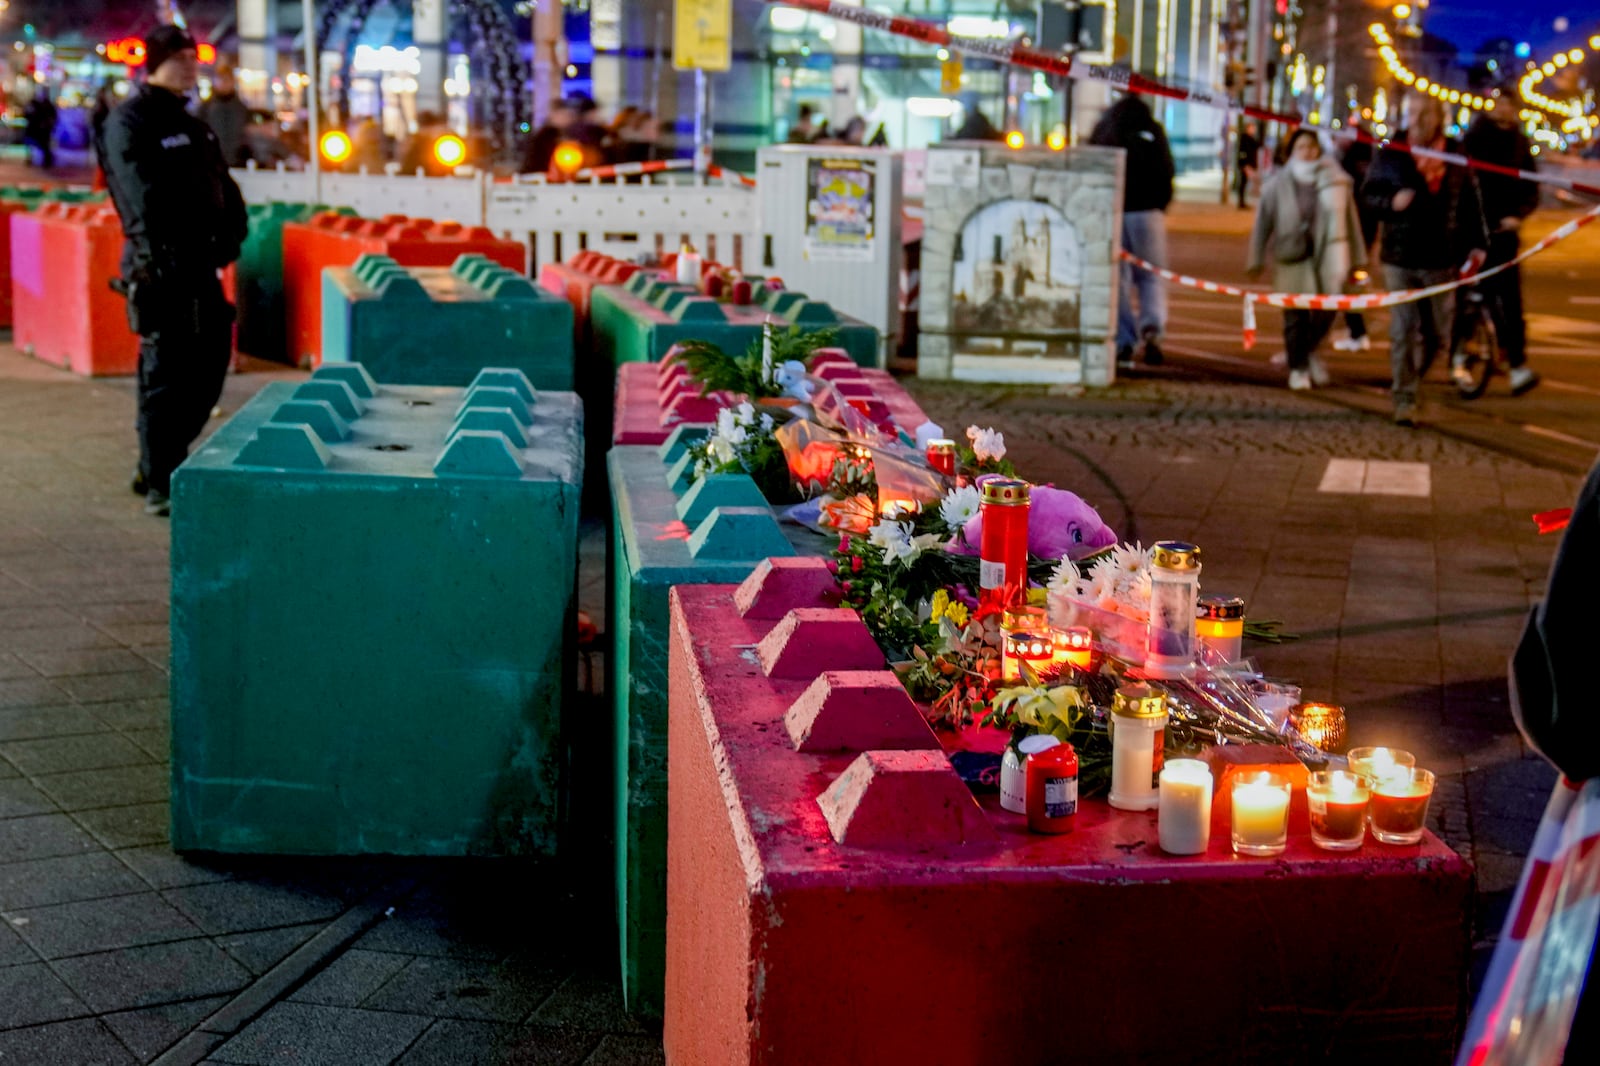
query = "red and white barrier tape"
xmin=760 ymin=0 xmax=1600 ymax=200
xmin=1118 ymin=203 xmax=1600 ymax=347
xmin=567 ymin=158 xmax=757 ymax=187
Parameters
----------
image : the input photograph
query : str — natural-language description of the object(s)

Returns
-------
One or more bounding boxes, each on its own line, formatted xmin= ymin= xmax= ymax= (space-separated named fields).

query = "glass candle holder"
xmin=1145 ymin=542 xmax=1202 ymax=679
xmin=1292 ymin=703 xmax=1349 ymax=753
xmin=926 ymin=438 xmax=957 ymax=477
xmin=1158 ymin=759 xmax=1213 ymax=855
xmin=1370 ymin=768 xmax=1436 ymax=845
xmin=1001 ymin=606 xmax=1052 ymax=682
xmin=1231 ymin=772 xmax=1291 ymax=857
xmin=1052 ymin=626 xmax=1094 ymax=672
xmin=1196 ymin=595 xmax=1245 ymax=663
xmin=1346 ymin=747 xmax=1416 ymax=789
xmin=1253 ymin=682 xmax=1302 ymax=731
xmin=1307 ymin=770 xmax=1371 ymax=850
xmin=978 ymin=477 xmax=1031 ymax=609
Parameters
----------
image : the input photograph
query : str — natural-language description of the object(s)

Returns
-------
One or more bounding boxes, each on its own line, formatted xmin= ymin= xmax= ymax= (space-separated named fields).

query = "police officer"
xmin=100 ymin=24 xmax=247 ymax=516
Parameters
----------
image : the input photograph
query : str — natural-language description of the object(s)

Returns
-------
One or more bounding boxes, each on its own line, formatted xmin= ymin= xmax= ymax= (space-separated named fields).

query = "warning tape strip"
xmin=762 ymin=0 xmax=1600 ymax=201
xmin=1121 ymin=202 xmax=1600 ymax=312
xmin=567 ymin=159 xmax=757 ymax=187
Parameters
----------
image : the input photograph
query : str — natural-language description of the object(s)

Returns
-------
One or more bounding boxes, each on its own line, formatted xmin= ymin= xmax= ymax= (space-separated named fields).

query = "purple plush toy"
xmin=949 ymin=485 xmax=1117 ymax=561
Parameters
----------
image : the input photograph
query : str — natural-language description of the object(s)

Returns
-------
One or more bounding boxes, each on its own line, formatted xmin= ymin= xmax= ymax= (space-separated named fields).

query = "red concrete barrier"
xmin=610 ymin=349 xmax=931 ymax=447
xmin=664 ymin=564 xmax=1474 ymax=1065
xmin=282 ymin=213 xmax=525 ymax=369
xmin=10 ymin=204 xmax=139 ymax=376
xmin=537 ymin=250 xmax=640 ymax=345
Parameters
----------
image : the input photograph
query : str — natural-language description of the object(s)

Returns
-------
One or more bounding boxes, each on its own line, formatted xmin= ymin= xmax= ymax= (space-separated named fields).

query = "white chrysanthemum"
xmin=708 ymin=437 xmax=737 ymax=465
xmin=965 ymin=424 xmax=1007 ymax=463
xmin=734 ymin=401 xmax=757 ymax=426
xmin=759 ymin=412 xmax=775 ymax=432
xmin=1048 ymin=556 xmax=1080 ymax=596
xmin=868 ymin=520 xmax=920 ymax=565
xmin=715 ymin=408 xmax=748 ymax=447
xmin=938 ymin=485 xmax=981 ymax=532
xmin=1111 ymin=542 xmax=1152 ymax=575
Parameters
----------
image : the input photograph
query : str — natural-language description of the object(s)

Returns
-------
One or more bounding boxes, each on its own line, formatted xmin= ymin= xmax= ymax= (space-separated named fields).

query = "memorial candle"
xmin=1231 ymin=772 xmax=1291 ymax=857
xmin=925 ymin=438 xmax=957 ymax=477
xmin=1052 ymin=626 xmax=1094 ymax=671
xmin=977 ymin=477 xmax=1030 ymax=609
xmin=1306 ymin=770 xmax=1370 ymax=851
xmin=1370 ymin=768 xmax=1435 ymax=845
xmin=1346 ymin=747 xmax=1415 ymax=788
xmin=1158 ymin=759 xmax=1213 ymax=855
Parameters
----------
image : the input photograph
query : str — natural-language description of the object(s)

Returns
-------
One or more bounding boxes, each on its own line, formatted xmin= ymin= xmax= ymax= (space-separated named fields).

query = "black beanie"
xmin=145 ymin=24 xmax=197 ymax=78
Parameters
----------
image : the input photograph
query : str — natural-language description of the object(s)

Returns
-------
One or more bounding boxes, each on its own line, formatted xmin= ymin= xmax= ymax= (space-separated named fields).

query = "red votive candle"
xmin=1370 ymin=768 xmax=1435 ymax=845
xmin=1306 ymin=770 xmax=1370 ymax=851
xmin=1026 ymin=742 xmax=1079 ymax=834
xmin=978 ymin=476 xmax=1030 ymax=609
xmin=926 ymin=438 xmax=957 ymax=476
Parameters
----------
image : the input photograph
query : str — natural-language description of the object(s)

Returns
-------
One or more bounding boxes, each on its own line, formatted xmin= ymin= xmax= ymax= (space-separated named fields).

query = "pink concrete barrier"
xmin=665 ymin=564 xmax=1473 ymax=1065
xmin=609 ymin=354 xmax=931 ymax=447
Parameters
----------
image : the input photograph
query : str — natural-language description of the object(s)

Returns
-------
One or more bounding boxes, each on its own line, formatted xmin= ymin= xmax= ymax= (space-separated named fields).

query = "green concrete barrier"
xmin=608 ymin=436 xmax=816 ymax=1017
xmin=321 ymin=253 xmax=575 ymax=390
xmin=236 ymin=202 xmax=354 ymax=363
xmin=171 ymin=364 xmax=583 ymax=857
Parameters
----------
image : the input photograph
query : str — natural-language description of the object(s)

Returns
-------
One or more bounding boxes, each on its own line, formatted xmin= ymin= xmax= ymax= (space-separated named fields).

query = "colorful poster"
xmin=804 ymin=158 xmax=876 ymax=262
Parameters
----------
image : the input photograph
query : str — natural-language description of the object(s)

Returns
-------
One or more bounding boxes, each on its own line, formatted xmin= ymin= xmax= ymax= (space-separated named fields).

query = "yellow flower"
xmin=944 ymin=600 xmax=970 ymax=629
xmin=930 ymin=588 xmax=950 ymax=622
xmin=1026 ymin=587 xmax=1048 ymax=607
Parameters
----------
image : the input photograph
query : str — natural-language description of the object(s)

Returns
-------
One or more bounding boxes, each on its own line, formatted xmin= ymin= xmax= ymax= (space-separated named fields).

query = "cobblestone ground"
xmin=0 ymin=350 xmax=653 ymax=1065
xmin=0 ymin=342 xmax=1574 ymax=1060
xmin=910 ymin=376 xmax=1571 ymax=987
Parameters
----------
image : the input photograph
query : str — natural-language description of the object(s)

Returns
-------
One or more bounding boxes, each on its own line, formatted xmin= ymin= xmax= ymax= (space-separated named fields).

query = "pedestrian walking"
xmin=24 ymin=91 xmax=58 ymax=169
xmin=1235 ymin=119 xmax=1260 ymax=209
xmin=100 ymin=25 xmax=247 ymax=517
xmin=197 ymin=63 xmax=252 ymax=168
xmin=1089 ymin=94 xmax=1175 ymax=366
xmin=1246 ymin=129 xmax=1366 ymax=391
xmin=1361 ymin=98 xmax=1488 ymax=426
xmin=1332 ymin=126 xmax=1379 ymax=352
xmin=1455 ymin=100 xmax=1540 ymax=396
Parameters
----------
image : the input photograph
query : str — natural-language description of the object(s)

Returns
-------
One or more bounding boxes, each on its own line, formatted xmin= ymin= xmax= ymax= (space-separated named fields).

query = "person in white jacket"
xmin=1246 ymin=128 xmax=1368 ymax=391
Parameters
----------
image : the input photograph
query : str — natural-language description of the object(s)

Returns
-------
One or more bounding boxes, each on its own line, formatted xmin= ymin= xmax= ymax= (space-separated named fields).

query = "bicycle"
xmin=1450 ymin=283 xmax=1501 ymax=400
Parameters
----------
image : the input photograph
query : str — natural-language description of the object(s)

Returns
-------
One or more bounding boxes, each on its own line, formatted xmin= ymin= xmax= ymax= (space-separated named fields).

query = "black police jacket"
xmin=100 ymin=84 xmax=248 ymax=281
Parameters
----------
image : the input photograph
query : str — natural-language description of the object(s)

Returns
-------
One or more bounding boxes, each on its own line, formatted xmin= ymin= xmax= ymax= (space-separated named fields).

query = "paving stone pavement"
xmin=0 ymin=348 xmax=651 ymax=1065
xmin=0 ymin=343 xmax=1576 ymax=1059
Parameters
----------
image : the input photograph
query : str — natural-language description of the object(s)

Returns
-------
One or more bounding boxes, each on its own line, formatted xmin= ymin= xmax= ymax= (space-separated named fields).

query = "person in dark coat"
xmin=1333 ymin=127 xmax=1379 ymax=351
xmin=1361 ymin=98 xmax=1488 ymax=426
xmin=1454 ymin=102 xmax=1540 ymax=396
xmin=24 ymin=92 xmax=58 ymax=168
xmin=100 ymin=24 xmax=248 ymax=516
xmin=1235 ymin=119 xmax=1260 ymax=209
xmin=1089 ymin=94 xmax=1175 ymax=366
xmin=197 ymin=64 xmax=253 ymax=168
xmin=951 ymin=105 xmax=1004 ymax=142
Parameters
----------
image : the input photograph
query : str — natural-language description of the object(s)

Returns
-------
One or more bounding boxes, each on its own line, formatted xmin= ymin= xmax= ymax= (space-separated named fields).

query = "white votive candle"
xmin=1231 ymin=772 xmax=1291 ymax=857
xmin=1158 ymin=759 xmax=1213 ymax=855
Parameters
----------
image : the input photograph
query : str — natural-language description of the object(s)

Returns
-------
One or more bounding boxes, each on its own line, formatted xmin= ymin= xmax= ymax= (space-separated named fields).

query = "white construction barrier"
xmin=484 ymin=179 xmax=758 ymax=274
xmin=755 ymin=145 xmax=904 ymax=354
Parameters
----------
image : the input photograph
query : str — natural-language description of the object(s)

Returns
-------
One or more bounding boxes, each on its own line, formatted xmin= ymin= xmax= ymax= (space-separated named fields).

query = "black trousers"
xmin=1282 ymin=308 xmax=1335 ymax=371
xmin=136 ymin=273 xmax=234 ymax=495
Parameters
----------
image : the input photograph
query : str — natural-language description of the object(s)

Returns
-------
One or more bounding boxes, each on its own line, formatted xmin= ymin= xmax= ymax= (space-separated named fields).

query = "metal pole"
xmin=304 ymin=0 xmax=320 ymax=202
xmin=1325 ymin=2 xmax=1338 ymax=125
xmin=694 ymin=67 xmax=710 ymax=183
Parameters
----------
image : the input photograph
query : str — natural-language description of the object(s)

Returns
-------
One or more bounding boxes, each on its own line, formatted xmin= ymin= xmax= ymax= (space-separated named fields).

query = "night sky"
xmin=1427 ymin=3 xmax=1594 ymax=54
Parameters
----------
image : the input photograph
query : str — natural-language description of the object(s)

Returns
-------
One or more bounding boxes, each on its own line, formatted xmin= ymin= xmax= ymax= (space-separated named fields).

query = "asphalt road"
xmin=1149 ymin=197 xmax=1600 ymax=477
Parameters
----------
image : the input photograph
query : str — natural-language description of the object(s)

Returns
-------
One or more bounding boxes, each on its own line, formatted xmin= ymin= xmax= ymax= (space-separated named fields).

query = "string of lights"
xmin=1368 ymin=23 xmax=1495 ymax=113
xmin=1518 ymin=35 xmax=1596 ymax=123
